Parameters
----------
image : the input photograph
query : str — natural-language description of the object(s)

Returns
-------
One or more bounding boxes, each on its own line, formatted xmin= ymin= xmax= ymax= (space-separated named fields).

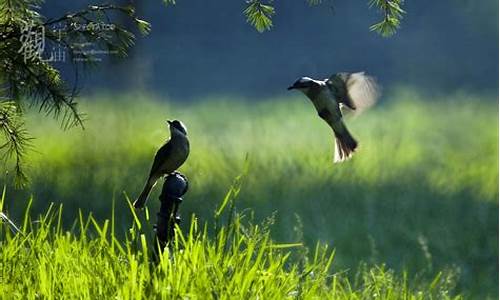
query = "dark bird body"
xmin=134 ymin=120 xmax=190 ymax=209
xmin=288 ymin=72 xmax=379 ymax=162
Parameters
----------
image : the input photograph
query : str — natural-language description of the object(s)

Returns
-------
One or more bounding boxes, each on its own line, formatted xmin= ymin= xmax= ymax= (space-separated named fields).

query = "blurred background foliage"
xmin=45 ymin=0 xmax=498 ymax=99
xmin=3 ymin=89 xmax=498 ymax=298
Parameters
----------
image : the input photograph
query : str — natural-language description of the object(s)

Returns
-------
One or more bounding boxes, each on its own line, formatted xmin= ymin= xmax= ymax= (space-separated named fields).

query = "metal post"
xmin=154 ymin=171 xmax=188 ymax=258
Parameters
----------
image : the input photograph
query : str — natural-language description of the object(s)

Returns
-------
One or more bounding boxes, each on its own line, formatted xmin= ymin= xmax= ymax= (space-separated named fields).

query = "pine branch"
xmin=0 ymin=101 xmax=32 ymax=187
xmin=43 ymin=4 xmax=134 ymax=27
xmin=369 ymin=0 xmax=405 ymax=37
xmin=43 ymin=4 xmax=150 ymax=61
xmin=0 ymin=1 xmax=151 ymax=184
xmin=244 ymin=0 xmax=275 ymax=33
xmin=242 ymin=0 xmax=403 ymax=36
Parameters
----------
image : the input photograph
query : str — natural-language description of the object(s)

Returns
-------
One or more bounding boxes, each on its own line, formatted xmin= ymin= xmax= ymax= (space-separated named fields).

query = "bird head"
xmin=287 ymin=77 xmax=318 ymax=93
xmin=167 ymin=120 xmax=188 ymax=136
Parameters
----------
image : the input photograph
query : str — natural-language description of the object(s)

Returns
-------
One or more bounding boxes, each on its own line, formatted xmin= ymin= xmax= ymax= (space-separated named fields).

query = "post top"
xmin=160 ymin=171 xmax=188 ymax=201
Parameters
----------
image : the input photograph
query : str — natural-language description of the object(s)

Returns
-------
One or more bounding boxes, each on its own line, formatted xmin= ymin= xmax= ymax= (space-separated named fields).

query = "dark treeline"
xmin=43 ymin=0 xmax=498 ymax=100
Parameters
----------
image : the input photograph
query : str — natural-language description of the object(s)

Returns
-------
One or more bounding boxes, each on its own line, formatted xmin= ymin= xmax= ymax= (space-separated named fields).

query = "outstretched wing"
xmin=345 ymin=72 xmax=380 ymax=112
xmin=326 ymin=72 xmax=380 ymax=113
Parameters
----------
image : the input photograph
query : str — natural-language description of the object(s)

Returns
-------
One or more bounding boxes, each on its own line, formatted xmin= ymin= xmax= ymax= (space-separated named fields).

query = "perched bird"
xmin=134 ymin=120 xmax=190 ymax=209
xmin=288 ymin=72 xmax=379 ymax=162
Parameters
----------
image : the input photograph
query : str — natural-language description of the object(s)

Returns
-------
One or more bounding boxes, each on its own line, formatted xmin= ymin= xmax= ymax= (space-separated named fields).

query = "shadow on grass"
xmin=4 ymin=169 xmax=497 ymax=298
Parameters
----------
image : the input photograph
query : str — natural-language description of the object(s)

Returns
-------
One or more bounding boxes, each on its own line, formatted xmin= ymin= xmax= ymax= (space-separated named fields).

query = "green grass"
xmin=1 ymin=88 xmax=498 ymax=298
xmin=0 ymin=189 xmax=461 ymax=299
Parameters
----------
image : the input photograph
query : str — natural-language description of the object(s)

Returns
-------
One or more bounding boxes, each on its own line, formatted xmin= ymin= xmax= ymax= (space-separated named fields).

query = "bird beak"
xmin=287 ymin=86 xmax=295 ymax=90
xmin=166 ymin=120 xmax=173 ymax=125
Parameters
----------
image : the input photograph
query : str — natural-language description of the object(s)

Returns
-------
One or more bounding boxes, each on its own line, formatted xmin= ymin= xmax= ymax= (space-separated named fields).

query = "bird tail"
xmin=333 ymin=123 xmax=358 ymax=163
xmin=133 ymin=177 xmax=157 ymax=209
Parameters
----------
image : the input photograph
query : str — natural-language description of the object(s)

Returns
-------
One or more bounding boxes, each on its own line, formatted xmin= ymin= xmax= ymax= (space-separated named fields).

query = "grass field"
xmin=1 ymin=89 xmax=498 ymax=298
xmin=0 ymin=194 xmax=462 ymax=299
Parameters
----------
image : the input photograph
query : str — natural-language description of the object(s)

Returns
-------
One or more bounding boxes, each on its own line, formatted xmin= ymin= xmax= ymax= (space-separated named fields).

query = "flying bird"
xmin=287 ymin=72 xmax=380 ymax=162
xmin=134 ymin=120 xmax=190 ymax=209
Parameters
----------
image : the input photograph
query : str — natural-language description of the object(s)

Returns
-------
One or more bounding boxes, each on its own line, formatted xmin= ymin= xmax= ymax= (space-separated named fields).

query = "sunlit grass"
xmin=24 ymin=89 xmax=498 ymax=200
xmin=0 ymin=187 xmax=462 ymax=299
xmin=1 ymin=88 xmax=497 ymax=298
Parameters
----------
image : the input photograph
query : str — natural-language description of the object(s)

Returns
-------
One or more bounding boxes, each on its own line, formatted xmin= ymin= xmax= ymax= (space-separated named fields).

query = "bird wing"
xmin=326 ymin=72 xmax=380 ymax=114
xmin=325 ymin=73 xmax=354 ymax=109
xmin=148 ymin=139 xmax=175 ymax=177
xmin=344 ymin=72 xmax=380 ymax=112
